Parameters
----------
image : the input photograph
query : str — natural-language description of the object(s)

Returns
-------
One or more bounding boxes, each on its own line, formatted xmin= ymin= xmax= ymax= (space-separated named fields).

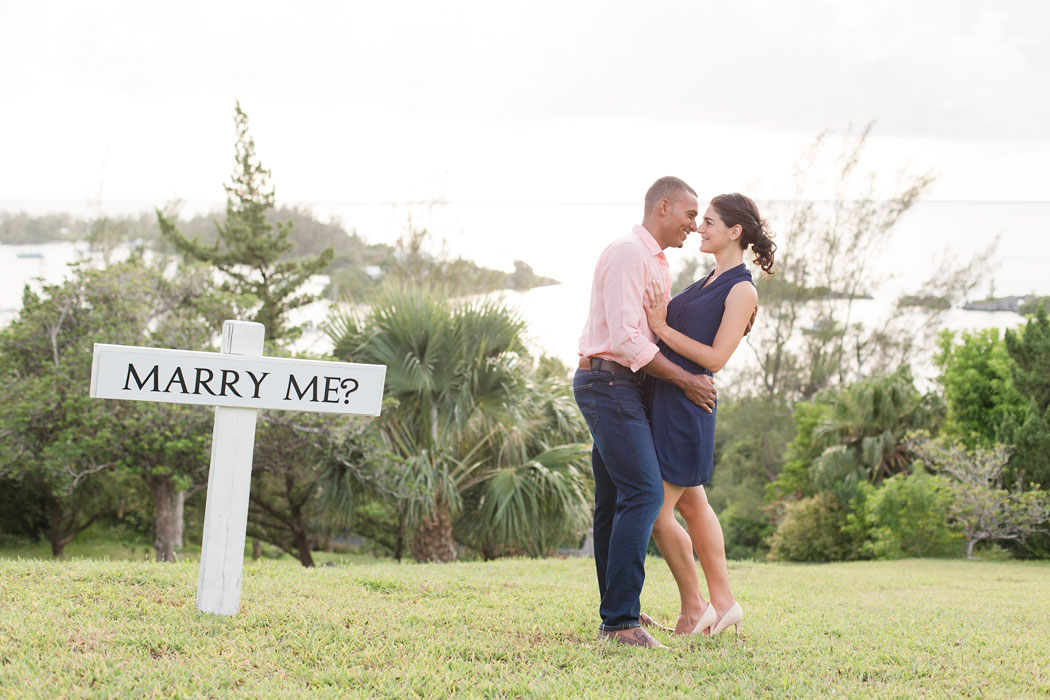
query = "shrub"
xmin=722 ymin=511 xmax=774 ymax=561
xmin=1005 ymin=532 xmax=1050 ymax=560
xmin=767 ymin=492 xmax=865 ymax=562
xmin=863 ymin=469 xmax=962 ymax=558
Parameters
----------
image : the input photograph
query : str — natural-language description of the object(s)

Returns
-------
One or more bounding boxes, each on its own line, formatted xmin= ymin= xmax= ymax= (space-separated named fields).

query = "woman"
xmin=642 ymin=193 xmax=776 ymax=636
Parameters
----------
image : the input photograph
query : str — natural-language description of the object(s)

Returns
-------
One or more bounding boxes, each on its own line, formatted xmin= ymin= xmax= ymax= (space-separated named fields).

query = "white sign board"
xmin=90 ymin=344 xmax=385 ymax=415
xmin=89 ymin=320 xmax=387 ymax=617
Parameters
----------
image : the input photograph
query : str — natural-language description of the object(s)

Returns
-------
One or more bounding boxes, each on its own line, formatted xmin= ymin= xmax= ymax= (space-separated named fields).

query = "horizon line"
xmin=2 ymin=197 xmax=1049 ymax=210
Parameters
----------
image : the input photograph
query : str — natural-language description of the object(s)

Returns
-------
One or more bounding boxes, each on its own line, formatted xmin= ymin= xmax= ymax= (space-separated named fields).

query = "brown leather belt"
xmin=580 ymin=357 xmax=635 ymax=375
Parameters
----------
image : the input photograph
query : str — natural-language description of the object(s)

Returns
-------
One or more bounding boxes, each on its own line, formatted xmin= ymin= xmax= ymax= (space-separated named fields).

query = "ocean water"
xmin=274 ymin=199 xmax=1050 ymax=381
xmin=2 ymin=200 xmax=1047 ymax=381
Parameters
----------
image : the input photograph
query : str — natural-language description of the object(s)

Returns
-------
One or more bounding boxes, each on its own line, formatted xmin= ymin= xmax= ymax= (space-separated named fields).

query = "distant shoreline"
xmin=3 ymin=198 xmax=1050 ymax=218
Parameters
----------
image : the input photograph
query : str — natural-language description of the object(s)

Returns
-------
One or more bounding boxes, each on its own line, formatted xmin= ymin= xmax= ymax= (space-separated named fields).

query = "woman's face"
xmin=698 ymin=205 xmax=739 ymax=254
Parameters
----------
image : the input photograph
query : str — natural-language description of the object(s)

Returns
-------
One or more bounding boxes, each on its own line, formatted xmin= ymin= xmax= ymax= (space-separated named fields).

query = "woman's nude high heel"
xmin=710 ymin=602 xmax=743 ymax=636
xmin=688 ymin=602 xmax=718 ymax=635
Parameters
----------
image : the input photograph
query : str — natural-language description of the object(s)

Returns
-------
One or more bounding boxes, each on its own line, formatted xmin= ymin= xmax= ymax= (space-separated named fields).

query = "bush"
xmin=0 ymin=478 xmax=46 ymax=539
xmin=1004 ymin=532 xmax=1050 ymax=560
xmin=863 ymin=469 xmax=962 ymax=558
xmin=722 ymin=512 xmax=774 ymax=561
xmin=767 ymin=492 xmax=865 ymax=562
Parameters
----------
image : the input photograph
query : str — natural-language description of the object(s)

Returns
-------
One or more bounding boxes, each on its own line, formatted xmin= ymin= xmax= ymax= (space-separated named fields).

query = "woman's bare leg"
xmin=650 ymin=480 xmax=708 ymax=633
xmin=676 ymin=486 xmax=735 ymax=616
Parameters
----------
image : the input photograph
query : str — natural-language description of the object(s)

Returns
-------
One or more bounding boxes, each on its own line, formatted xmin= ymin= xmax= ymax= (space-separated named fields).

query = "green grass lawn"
xmin=1 ymin=554 xmax=1048 ymax=699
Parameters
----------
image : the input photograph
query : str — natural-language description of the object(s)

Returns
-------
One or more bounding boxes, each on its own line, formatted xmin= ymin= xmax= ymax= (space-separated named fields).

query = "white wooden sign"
xmin=89 ymin=320 xmax=386 ymax=617
xmin=90 ymin=344 xmax=384 ymax=415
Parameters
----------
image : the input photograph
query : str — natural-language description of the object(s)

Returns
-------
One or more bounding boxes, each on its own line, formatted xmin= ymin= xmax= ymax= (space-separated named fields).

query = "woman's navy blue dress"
xmin=645 ymin=263 xmax=753 ymax=487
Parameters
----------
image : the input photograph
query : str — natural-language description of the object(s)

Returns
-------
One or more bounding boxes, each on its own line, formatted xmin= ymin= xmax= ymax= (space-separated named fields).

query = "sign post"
xmin=197 ymin=321 xmax=264 ymax=616
xmin=89 ymin=319 xmax=386 ymax=616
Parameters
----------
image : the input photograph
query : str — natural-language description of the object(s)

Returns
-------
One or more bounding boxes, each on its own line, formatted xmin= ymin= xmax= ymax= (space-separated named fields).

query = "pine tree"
xmin=157 ymin=101 xmax=333 ymax=344
xmin=156 ymin=102 xmax=337 ymax=565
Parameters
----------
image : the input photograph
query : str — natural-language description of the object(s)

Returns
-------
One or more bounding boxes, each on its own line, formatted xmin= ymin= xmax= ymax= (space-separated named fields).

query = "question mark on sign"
xmin=340 ymin=378 xmax=359 ymax=404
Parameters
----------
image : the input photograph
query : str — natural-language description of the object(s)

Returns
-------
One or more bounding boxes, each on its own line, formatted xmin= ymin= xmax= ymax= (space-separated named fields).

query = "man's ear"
xmin=659 ymin=198 xmax=671 ymax=216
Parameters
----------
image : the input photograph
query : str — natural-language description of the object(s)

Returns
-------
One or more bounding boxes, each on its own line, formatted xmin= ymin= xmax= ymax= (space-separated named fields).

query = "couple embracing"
xmin=574 ymin=176 xmax=776 ymax=648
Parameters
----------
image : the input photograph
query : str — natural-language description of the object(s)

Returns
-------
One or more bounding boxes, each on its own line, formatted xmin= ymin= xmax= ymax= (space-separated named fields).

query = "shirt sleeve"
xmin=600 ymin=244 xmax=659 ymax=372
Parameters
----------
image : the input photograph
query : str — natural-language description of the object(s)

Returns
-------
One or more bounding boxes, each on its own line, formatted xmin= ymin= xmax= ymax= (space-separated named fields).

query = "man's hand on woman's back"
xmin=680 ymin=372 xmax=717 ymax=411
xmin=642 ymin=353 xmax=717 ymax=413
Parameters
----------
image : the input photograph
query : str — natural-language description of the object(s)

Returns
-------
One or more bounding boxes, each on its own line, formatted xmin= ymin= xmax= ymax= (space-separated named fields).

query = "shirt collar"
xmin=632 ymin=224 xmax=664 ymax=256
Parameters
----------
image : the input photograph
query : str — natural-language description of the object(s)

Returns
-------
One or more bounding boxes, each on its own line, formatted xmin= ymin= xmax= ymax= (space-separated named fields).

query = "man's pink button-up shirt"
xmin=578 ymin=224 xmax=672 ymax=373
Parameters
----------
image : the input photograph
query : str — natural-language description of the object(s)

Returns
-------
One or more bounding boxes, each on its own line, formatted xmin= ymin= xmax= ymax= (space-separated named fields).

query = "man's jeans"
xmin=573 ymin=368 xmax=663 ymax=630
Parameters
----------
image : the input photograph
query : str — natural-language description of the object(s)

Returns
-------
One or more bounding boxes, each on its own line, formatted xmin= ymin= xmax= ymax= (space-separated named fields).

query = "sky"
xmin=2 ymin=0 xmax=1049 ymax=211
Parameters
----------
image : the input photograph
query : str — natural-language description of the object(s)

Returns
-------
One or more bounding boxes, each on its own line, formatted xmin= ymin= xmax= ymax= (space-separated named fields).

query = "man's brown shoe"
xmin=639 ymin=612 xmax=673 ymax=631
xmin=597 ymin=626 xmax=668 ymax=648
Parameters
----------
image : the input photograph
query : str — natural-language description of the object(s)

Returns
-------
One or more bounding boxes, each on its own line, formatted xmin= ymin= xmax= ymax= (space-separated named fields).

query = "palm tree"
xmin=329 ymin=285 xmax=590 ymax=562
xmin=811 ymin=367 xmax=941 ymax=496
xmin=455 ymin=369 xmax=591 ymax=558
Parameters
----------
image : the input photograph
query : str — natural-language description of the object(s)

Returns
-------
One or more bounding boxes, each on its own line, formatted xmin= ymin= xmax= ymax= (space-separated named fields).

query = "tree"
xmin=0 ymin=211 xmax=78 ymax=244
xmin=935 ymin=328 xmax=1027 ymax=449
xmin=730 ymin=124 xmax=986 ymax=402
xmin=711 ymin=395 xmax=796 ymax=509
xmin=454 ymin=364 xmax=591 ymax=558
xmin=801 ymin=368 xmax=941 ymax=501
xmin=245 ymin=411 xmax=389 ymax=567
xmin=85 ymin=215 xmax=129 ymax=264
xmin=706 ymin=394 xmax=795 ymax=558
xmin=766 ymin=400 xmax=831 ymax=501
xmin=0 ymin=259 xmax=234 ymax=559
xmin=911 ymin=435 xmax=1050 ymax=559
xmin=158 ymin=102 xmax=346 ymax=563
xmin=765 ymin=369 xmax=942 ymax=561
xmin=330 ymin=285 xmax=591 ymax=562
xmin=113 ymin=401 xmax=213 ymax=562
xmin=104 ymin=264 xmax=237 ymax=562
xmin=157 ymin=101 xmax=333 ymax=343
xmin=1004 ymin=304 xmax=1050 ymax=490
xmin=0 ymin=272 xmax=110 ymax=557
xmin=332 ymin=285 xmax=520 ymax=561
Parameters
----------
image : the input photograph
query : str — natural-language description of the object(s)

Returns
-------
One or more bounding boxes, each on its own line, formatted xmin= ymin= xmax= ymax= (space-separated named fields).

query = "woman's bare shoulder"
xmin=728 ymin=279 xmax=758 ymax=304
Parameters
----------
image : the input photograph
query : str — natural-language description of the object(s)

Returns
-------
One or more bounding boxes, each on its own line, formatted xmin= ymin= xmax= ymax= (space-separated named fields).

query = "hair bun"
xmin=710 ymin=193 xmax=776 ymax=275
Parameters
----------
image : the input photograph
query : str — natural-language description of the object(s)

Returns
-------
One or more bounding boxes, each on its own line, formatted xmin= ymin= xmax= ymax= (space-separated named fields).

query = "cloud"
xmin=1 ymin=0 xmax=1047 ymax=202
xmin=7 ymin=0 xmax=1048 ymax=142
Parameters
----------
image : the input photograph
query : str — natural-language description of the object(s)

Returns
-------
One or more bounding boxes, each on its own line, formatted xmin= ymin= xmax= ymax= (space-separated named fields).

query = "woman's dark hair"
xmin=710 ymin=193 xmax=776 ymax=274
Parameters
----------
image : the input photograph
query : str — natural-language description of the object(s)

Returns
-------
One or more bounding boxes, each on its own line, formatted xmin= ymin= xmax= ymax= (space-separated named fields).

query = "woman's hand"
xmin=644 ymin=279 xmax=669 ymax=333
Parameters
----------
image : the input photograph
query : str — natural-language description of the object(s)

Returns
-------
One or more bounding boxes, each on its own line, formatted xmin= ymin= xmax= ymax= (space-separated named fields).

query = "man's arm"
xmin=642 ymin=352 xmax=717 ymax=413
xmin=599 ymin=245 xmax=662 ymax=372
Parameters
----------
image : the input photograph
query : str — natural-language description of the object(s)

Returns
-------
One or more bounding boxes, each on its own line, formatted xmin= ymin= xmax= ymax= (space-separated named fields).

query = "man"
xmin=574 ymin=176 xmax=717 ymax=648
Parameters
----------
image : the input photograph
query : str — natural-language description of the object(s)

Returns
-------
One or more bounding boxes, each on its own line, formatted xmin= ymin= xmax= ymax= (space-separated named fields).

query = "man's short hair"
xmin=644 ymin=176 xmax=697 ymax=216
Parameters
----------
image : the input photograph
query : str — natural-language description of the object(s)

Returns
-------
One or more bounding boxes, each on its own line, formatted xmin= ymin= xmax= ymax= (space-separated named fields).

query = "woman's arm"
xmin=644 ymin=279 xmax=757 ymax=373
